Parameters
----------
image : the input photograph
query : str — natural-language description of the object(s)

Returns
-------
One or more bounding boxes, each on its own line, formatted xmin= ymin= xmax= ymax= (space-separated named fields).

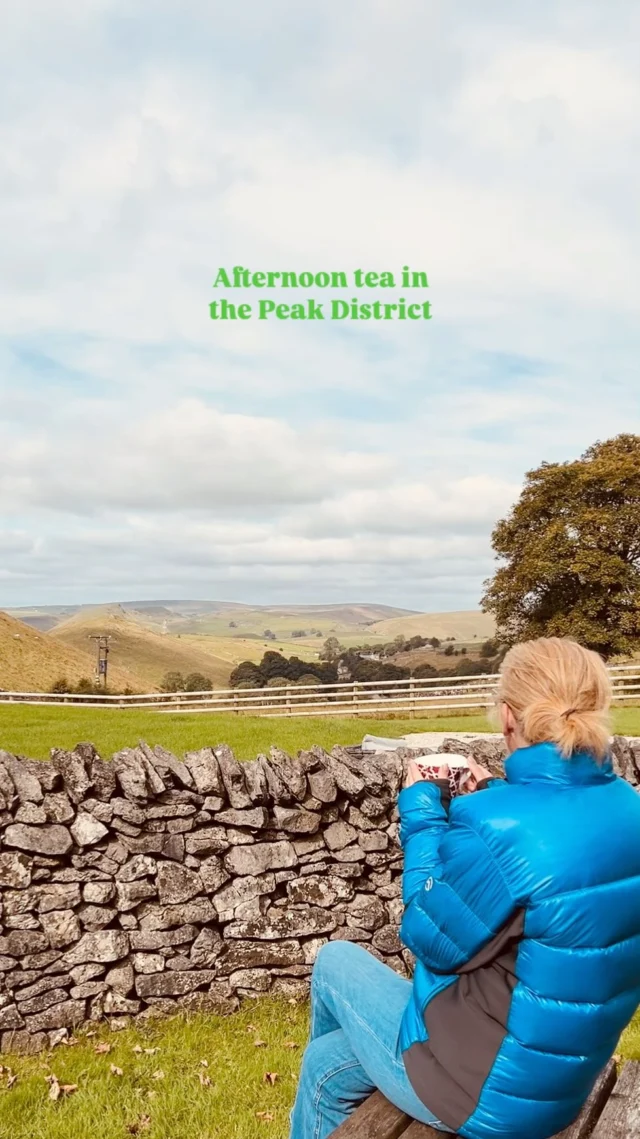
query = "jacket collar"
xmin=504 ymin=740 xmax=615 ymax=788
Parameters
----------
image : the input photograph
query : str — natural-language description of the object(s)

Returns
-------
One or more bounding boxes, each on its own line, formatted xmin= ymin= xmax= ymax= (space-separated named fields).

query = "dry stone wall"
xmin=0 ymin=734 xmax=638 ymax=1055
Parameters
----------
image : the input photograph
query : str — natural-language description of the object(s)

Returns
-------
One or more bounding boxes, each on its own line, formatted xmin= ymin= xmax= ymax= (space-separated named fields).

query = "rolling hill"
xmin=49 ymin=606 xmax=233 ymax=691
xmin=0 ymin=610 xmax=140 ymax=692
xmin=368 ymin=610 xmax=496 ymax=642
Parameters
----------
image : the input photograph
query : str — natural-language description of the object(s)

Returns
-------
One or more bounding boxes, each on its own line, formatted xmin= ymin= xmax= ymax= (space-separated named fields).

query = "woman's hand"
xmin=464 ymin=756 xmax=494 ymax=793
xmin=404 ymin=760 xmax=450 ymax=788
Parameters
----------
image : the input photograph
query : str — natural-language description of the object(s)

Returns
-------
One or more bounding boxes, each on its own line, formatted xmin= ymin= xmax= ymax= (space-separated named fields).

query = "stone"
xmin=271 ymin=977 xmax=309 ymax=1000
xmin=129 ymin=926 xmax=198 ymax=951
xmin=198 ymin=855 xmax=230 ymax=893
xmin=166 ymin=954 xmax=193 ymax=971
xmin=273 ymin=806 xmax=321 ymax=834
xmin=40 ymin=909 xmax=82 ymax=949
xmin=50 ymin=749 xmax=91 ymax=804
xmin=372 ymin=925 xmax=403 ymax=954
xmin=3 ymin=888 xmax=36 ymax=916
xmin=214 ymin=746 xmax=252 ymax=808
xmin=202 ymin=796 xmax=225 ymax=812
xmin=333 ymin=845 xmax=366 ymax=863
xmin=347 ymin=805 xmax=378 ymax=831
xmin=5 ymin=913 xmax=41 ymax=931
xmin=17 ymin=987 xmax=69 ymax=1015
xmin=116 ymin=880 xmax=157 ymax=912
xmin=136 ymin=970 xmax=217 ymax=998
xmin=70 ymin=981 xmax=108 ymax=1000
xmin=224 ymin=840 xmax=297 ymax=877
xmin=145 ymin=744 xmax=195 ymax=790
xmin=4 ymin=824 xmax=73 ymax=856
xmin=137 ymin=897 xmax=216 ymax=930
xmin=71 ymin=813 xmax=109 ymax=847
xmin=184 ymin=827 xmax=230 ymax=856
xmin=287 ymin=875 xmax=354 ymax=907
xmin=184 ymin=748 xmax=224 ymax=796
xmin=80 ymin=905 xmax=118 ymax=928
xmin=25 ymin=1000 xmax=85 ymax=1033
xmin=257 ymin=755 xmax=289 ymax=803
xmin=307 ymin=770 xmax=338 ymax=803
xmin=119 ymin=855 xmax=157 ymax=882
xmin=0 ymin=930 xmax=49 ymax=956
xmin=0 ymin=957 xmax=18 ymax=972
xmin=112 ymin=798 xmax=146 ymax=825
xmin=70 ymin=963 xmax=105 ymax=985
xmin=147 ymin=801 xmax=196 ymax=819
xmin=156 ymin=862 xmax=203 ymax=905
xmin=324 ymin=754 xmax=364 ymax=797
xmin=15 ymin=802 xmax=48 ymax=824
xmin=1 ymin=1029 xmax=47 ymax=1054
xmin=359 ymin=795 xmax=390 ymax=819
xmin=88 ymin=757 xmax=117 ymax=801
xmin=181 ymin=986 xmax=238 ymax=1016
xmin=138 ymin=753 xmax=166 ymax=796
xmin=357 ymin=831 xmax=389 ymax=852
xmin=331 ymin=747 xmax=387 ymax=794
xmin=190 ymin=928 xmax=224 ymax=968
xmin=63 ymin=930 xmax=130 ymax=966
xmin=348 ymin=895 xmax=387 ymax=931
xmin=81 ymin=798 xmax=114 ymax=824
xmin=269 ymin=748 xmax=308 ymax=800
xmin=103 ymin=991 xmax=140 ymax=1015
xmin=216 ymin=940 xmax=305 ymax=974
xmin=0 ymin=852 xmax=32 ymax=889
xmin=330 ymin=926 xmax=373 ymax=942
xmin=119 ymin=914 xmax=138 ymax=930
xmin=214 ymin=806 xmax=269 ymax=829
xmin=225 ymin=905 xmax=336 ymax=940
xmin=228 ymin=968 xmax=271 ymax=992
xmin=112 ymin=749 xmax=149 ymax=799
xmin=0 ymin=1004 xmax=25 ymax=1030
xmin=38 ymin=883 xmax=82 ymax=912
xmin=133 ymin=953 xmax=165 ymax=974
xmin=212 ymin=873 xmax=275 ymax=915
xmin=0 ymin=752 xmax=44 ymax=804
xmin=105 ymin=961 xmax=134 ymax=994
xmin=83 ymin=881 xmax=116 ymax=905
xmin=324 ymin=821 xmax=358 ymax=850
xmin=242 ymin=759 xmax=269 ymax=804
xmin=233 ymin=895 xmax=270 ymax=921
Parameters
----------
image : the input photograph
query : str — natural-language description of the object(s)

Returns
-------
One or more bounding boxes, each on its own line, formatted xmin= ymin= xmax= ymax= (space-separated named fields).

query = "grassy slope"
xmin=369 ymin=611 xmax=497 ymax=641
xmin=49 ymin=608 xmax=232 ymax=692
xmin=0 ymin=612 xmax=137 ymax=693
xmin=0 ymin=1004 xmax=637 ymax=1139
xmin=0 ymin=704 xmax=638 ymax=761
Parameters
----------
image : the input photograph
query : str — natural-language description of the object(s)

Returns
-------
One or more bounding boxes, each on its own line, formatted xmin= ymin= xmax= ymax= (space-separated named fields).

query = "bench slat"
xmin=554 ymin=1059 xmax=618 ymax=1139
xmin=332 ymin=1089 xmax=410 ymax=1138
xmin=590 ymin=1061 xmax=640 ymax=1139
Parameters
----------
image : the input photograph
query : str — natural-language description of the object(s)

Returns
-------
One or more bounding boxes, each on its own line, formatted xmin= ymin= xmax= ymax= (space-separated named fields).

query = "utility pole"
xmin=89 ymin=635 xmax=111 ymax=688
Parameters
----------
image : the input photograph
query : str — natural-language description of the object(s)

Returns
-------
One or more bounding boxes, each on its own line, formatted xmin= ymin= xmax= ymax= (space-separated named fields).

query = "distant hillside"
xmin=369 ymin=610 xmax=496 ymax=642
xmin=0 ymin=611 xmax=139 ymax=692
xmin=49 ymin=606 xmax=233 ymax=691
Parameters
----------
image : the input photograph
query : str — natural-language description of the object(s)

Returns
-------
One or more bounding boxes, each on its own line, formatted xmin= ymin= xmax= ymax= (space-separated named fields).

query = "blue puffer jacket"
xmin=397 ymin=742 xmax=640 ymax=1139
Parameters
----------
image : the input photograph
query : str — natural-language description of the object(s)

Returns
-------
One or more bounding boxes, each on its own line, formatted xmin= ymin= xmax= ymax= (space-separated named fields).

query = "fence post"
xmin=233 ymin=691 xmax=239 ymax=716
xmin=286 ymin=685 xmax=292 ymax=715
xmin=409 ymin=678 xmax=415 ymax=719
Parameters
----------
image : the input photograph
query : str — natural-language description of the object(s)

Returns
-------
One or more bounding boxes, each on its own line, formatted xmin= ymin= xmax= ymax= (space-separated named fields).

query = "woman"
xmin=289 ymin=637 xmax=640 ymax=1139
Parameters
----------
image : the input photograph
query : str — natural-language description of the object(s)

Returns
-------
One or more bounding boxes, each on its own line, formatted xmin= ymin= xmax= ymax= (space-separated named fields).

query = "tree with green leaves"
xmin=482 ymin=434 xmax=640 ymax=657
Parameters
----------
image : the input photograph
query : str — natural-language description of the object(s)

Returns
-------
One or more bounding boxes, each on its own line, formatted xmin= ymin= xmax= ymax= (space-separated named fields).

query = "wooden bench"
xmin=333 ymin=1059 xmax=640 ymax=1138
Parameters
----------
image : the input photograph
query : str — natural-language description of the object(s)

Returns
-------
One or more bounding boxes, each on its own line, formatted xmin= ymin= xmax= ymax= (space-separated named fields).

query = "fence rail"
xmin=1 ymin=664 xmax=639 ymax=718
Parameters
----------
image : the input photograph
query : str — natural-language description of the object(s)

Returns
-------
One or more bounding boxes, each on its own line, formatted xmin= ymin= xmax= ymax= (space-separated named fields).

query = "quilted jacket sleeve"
xmin=398 ymin=781 xmax=517 ymax=974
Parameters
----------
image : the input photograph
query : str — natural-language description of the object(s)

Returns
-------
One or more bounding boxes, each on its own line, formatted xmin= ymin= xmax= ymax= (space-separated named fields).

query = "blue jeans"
xmin=289 ymin=940 xmax=452 ymax=1139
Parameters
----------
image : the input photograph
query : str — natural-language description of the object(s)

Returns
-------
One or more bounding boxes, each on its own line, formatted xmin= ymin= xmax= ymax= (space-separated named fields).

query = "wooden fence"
xmin=0 ymin=665 xmax=639 ymax=718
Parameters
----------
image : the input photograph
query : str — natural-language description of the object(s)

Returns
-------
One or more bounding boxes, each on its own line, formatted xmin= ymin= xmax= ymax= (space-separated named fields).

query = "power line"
xmin=89 ymin=635 xmax=111 ymax=688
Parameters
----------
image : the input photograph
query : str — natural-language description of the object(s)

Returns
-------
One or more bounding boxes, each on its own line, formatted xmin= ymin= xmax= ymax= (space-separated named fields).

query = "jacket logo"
xmin=425 ymin=877 xmax=434 ymax=891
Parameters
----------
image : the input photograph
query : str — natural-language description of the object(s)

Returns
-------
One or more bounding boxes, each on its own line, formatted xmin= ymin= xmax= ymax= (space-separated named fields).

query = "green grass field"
xmin=0 ymin=1002 xmax=638 ymax=1139
xmin=0 ymin=704 xmax=638 ymax=761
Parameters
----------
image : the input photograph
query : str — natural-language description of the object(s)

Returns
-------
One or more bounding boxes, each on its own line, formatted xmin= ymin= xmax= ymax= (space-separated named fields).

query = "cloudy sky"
xmin=1 ymin=0 xmax=639 ymax=610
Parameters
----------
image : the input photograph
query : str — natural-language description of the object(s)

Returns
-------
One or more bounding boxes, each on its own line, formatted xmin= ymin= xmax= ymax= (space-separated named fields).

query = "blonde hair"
xmin=497 ymin=637 xmax=612 ymax=760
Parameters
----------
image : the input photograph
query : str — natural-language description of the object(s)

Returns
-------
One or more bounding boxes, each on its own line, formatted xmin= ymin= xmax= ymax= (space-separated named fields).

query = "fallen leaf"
xmin=86 ymin=1031 xmax=97 ymax=1038
xmin=253 ymin=1039 xmax=267 ymax=1048
xmin=283 ymin=1041 xmax=299 ymax=1050
xmin=198 ymin=1071 xmax=211 ymax=1087
xmin=144 ymin=1048 xmax=160 ymax=1056
xmin=151 ymin=1070 xmax=165 ymax=1081
xmin=6 ymin=1072 xmax=17 ymax=1089
xmin=95 ymin=1042 xmax=112 ymax=1055
xmin=256 ymin=1110 xmax=275 ymax=1121
xmin=110 ymin=1064 xmax=123 ymax=1077
xmin=246 ymin=1023 xmax=257 ymax=1032
xmin=263 ymin=1072 xmax=278 ymax=1086
xmin=132 ymin=1045 xmax=143 ymax=1054
xmin=199 ymin=1059 xmax=209 ymax=1068
xmin=147 ymin=1091 xmax=156 ymax=1100
xmin=60 ymin=1038 xmax=78 ymax=1048
xmin=126 ymin=1115 xmax=151 ymax=1134
xmin=48 ymin=1077 xmax=61 ymax=1102
xmin=61 ymin=1085 xmax=78 ymax=1097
